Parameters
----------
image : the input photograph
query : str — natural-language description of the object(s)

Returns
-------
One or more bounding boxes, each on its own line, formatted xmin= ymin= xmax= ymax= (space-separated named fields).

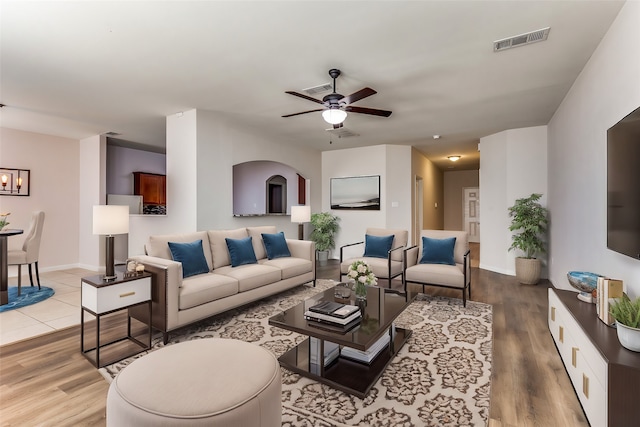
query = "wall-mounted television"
xmin=607 ymin=105 xmax=640 ymax=260
xmin=330 ymin=175 xmax=380 ymax=210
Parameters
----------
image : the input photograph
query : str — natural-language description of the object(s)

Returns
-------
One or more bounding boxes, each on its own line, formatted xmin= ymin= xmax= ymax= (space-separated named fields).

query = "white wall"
xmin=548 ymin=1 xmax=640 ymax=295
xmin=479 ymin=126 xmax=548 ymax=276
xmin=127 ymin=109 xmax=323 ymax=255
xmin=0 ymin=128 xmax=81 ymax=273
xmin=106 ymin=144 xmax=165 ymax=195
xmin=322 ymin=144 xmax=412 ymax=258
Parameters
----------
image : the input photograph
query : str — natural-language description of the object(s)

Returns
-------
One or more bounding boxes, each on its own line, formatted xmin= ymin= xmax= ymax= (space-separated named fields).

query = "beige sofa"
xmin=130 ymin=226 xmax=315 ymax=343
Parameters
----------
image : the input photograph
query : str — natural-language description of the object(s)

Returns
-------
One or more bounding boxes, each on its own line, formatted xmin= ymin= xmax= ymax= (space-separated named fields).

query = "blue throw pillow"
xmin=420 ymin=236 xmax=456 ymax=265
xmin=168 ymin=240 xmax=210 ymax=278
xmin=262 ymin=232 xmax=291 ymax=260
xmin=225 ymin=237 xmax=258 ymax=267
xmin=363 ymin=234 xmax=394 ymax=259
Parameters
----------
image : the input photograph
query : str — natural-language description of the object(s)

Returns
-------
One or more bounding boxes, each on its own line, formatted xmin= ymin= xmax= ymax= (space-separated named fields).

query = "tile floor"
xmin=0 ymin=268 xmax=96 ymax=346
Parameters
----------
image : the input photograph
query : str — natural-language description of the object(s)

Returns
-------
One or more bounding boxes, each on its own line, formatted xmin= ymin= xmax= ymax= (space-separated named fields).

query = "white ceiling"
xmin=0 ymin=1 xmax=624 ymax=171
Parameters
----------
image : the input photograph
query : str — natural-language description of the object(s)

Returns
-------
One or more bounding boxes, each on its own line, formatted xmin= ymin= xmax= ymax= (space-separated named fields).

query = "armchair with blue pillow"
xmin=339 ymin=228 xmax=408 ymax=289
xmin=403 ymin=229 xmax=471 ymax=306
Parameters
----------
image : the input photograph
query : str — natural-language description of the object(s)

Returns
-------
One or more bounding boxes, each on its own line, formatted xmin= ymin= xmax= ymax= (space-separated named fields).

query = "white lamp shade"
xmin=291 ymin=205 xmax=311 ymax=223
xmin=322 ymin=109 xmax=347 ymax=125
xmin=93 ymin=205 xmax=129 ymax=235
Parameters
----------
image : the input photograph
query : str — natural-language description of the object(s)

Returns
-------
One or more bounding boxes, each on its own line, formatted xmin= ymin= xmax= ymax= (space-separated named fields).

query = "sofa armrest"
xmin=287 ymin=239 xmax=315 ymax=261
xmin=129 ymin=255 xmax=183 ymax=332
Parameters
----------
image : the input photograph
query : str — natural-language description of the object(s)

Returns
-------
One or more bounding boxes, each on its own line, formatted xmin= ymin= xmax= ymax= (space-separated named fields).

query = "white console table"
xmin=548 ymin=288 xmax=640 ymax=427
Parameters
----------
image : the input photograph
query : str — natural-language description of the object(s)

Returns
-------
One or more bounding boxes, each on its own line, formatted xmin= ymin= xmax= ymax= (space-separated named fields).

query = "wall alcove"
xmin=233 ymin=161 xmax=305 ymax=216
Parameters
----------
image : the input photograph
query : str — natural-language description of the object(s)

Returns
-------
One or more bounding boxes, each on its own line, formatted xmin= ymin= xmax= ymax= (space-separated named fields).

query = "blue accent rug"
xmin=0 ymin=286 xmax=55 ymax=313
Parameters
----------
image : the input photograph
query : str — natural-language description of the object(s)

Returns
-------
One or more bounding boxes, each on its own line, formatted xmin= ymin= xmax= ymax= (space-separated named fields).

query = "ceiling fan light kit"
xmin=283 ymin=68 xmax=392 ymax=127
xmin=322 ymin=108 xmax=347 ymax=125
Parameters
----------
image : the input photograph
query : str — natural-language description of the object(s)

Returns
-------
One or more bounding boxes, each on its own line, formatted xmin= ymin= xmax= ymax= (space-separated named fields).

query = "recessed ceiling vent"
xmin=303 ymin=83 xmax=333 ymax=96
xmin=494 ymin=27 xmax=550 ymax=52
xmin=326 ymin=127 xmax=359 ymax=138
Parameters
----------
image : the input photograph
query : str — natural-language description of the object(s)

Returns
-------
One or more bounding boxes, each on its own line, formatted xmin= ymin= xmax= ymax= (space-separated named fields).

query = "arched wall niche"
xmin=233 ymin=160 xmax=306 ymax=216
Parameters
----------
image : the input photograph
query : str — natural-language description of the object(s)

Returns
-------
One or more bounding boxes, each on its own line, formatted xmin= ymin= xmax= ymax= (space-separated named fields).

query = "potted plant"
xmin=508 ymin=193 xmax=549 ymax=284
xmin=309 ymin=212 xmax=340 ymax=265
xmin=610 ymin=294 xmax=640 ymax=352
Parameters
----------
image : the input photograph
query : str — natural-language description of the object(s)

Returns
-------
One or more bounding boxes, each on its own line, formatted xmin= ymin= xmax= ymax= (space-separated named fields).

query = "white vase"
xmin=616 ymin=322 xmax=640 ymax=352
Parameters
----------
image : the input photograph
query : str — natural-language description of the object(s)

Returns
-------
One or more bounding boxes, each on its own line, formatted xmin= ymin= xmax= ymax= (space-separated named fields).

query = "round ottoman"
xmin=106 ymin=339 xmax=281 ymax=426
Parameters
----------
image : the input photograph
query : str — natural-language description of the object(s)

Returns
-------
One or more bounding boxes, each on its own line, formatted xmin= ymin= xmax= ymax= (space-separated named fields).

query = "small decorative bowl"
xmin=567 ymin=271 xmax=604 ymax=293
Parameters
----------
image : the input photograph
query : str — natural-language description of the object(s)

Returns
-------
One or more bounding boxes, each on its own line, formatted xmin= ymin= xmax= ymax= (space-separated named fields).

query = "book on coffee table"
xmin=309 ymin=301 xmax=359 ymax=319
xmin=304 ymin=309 xmax=361 ymax=326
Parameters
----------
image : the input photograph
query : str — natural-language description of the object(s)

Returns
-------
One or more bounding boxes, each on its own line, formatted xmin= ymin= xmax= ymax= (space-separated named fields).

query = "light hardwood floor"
xmin=0 ymin=255 xmax=588 ymax=426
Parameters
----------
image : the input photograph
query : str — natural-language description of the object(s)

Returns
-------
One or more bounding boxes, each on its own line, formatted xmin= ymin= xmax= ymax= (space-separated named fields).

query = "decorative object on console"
xmin=609 ymin=294 xmax=640 ymax=352
xmin=309 ymin=212 xmax=340 ymax=265
xmin=93 ymin=205 xmax=129 ymax=281
xmin=567 ymin=271 xmax=604 ymax=303
xmin=347 ymin=259 xmax=376 ymax=301
xmin=0 ymin=212 xmax=9 ymax=231
xmin=290 ymin=205 xmax=310 ymax=240
xmin=0 ymin=168 xmax=30 ymax=196
xmin=508 ymin=193 xmax=549 ymax=284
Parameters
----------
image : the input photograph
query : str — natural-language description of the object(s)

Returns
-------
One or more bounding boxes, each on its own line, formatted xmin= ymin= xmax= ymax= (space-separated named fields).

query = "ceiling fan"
xmin=282 ymin=69 xmax=392 ymax=128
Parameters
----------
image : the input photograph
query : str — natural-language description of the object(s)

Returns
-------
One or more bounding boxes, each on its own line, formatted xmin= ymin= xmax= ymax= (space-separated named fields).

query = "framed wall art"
xmin=330 ymin=175 xmax=380 ymax=210
xmin=0 ymin=168 xmax=30 ymax=196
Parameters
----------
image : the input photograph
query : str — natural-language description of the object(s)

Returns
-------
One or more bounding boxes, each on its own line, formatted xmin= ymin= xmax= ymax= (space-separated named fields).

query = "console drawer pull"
xmin=120 ymin=291 xmax=135 ymax=298
xmin=559 ymin=326 xmax=564 ymax=343
xmin=582 ymin=373 xmax=589 ymax=398
xmin=572 ymin=347 xmax=578 ymax=367
xmin=551 ymin=307 xmax=556 ymax=321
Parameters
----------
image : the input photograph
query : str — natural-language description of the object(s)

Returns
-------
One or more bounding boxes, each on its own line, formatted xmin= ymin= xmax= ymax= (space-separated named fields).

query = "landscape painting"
xmin=330 ymin=175 xmax=380 ymax=210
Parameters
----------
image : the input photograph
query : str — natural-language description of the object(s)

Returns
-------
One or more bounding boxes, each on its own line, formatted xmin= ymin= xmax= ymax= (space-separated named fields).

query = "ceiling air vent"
xmin=326 ymin=127 xmax=359 ymax=138
xmin=303 ymin=83 xmax=333 ymax=96
xmin=104 ymin=131 xmax=121 ymax=136
xmin=493 ymin=27 xmax=550 ymax=52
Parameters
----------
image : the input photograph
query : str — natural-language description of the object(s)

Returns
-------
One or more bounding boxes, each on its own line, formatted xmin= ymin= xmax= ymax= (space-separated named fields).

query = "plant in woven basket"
xmin=610 ymin=294 xmax=640 ymax=329
xmin=508 ymin=193 xmax=548 ymax=259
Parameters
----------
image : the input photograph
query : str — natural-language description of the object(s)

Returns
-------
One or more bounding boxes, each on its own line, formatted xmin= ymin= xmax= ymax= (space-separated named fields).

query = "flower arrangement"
xmin=347 ymin=260 xmax=377 ymax=299
xmin=0 ymin=212 xmax=10 ymax=231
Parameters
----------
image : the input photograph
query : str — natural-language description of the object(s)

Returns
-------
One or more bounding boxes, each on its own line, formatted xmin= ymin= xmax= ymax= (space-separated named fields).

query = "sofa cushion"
xmin=247 ymin=226 xmax=277 ymax=260
xmin=226 ymin=237 xmax=258 ymax=267
xmin=168 ymin=240 xmax=210 ymax=278
xmin=363 ymin=234 xmax=394 ymax=259
xmin=420 ymin=236 xmax=456 ymax=266
xmin=208 ymin=228 xmax=249 ymax=269
xmin=405 ymin=263 xmax=465 ymax=288
xmin=179 ymin=273 xmax=239 ymax=310
xmin=261 ymin=257 xmax=312 ymax=279
xmin=147 ymin=231 xmax=213 ymax=271
xmin=262 ymin=232 xmax=291 ymax=260
xmin=214 ymin=264 xmax=281 ymax=292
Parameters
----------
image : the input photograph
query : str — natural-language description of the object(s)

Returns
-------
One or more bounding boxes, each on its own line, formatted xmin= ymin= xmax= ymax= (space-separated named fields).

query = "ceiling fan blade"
xmin=285 ymin=91 xmax=326 ymax=105
xmin=282 ymin=108 xmax=324 ymax=118
xmin=342 ymin=87 xmax=377 ymax=105
xmin=345 ymin=105 xmax=392 ymax=117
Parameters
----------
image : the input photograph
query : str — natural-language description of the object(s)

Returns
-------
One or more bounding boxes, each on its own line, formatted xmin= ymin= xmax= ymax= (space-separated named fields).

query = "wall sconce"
xmin=93 ymin=205 xmax=129 ymax=281
xmin=0 ymin=168 xmax=30 ymax=196
xmin=291 ymin=205 xmax=311 ymax=240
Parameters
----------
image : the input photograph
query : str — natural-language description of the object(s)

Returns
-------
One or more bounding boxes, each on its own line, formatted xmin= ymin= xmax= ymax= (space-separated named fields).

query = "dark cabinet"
xmin=133 ymin=172 xmax=166 ymax=205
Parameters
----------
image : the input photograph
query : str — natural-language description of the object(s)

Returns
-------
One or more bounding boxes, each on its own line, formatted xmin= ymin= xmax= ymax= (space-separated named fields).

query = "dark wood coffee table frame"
xmin=269 ymin=285 xmax=415 ymax=398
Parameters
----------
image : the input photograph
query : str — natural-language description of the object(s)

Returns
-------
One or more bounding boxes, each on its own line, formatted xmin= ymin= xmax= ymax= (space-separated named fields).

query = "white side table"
xmin=81 ymin=270 xmax=152 ymax=368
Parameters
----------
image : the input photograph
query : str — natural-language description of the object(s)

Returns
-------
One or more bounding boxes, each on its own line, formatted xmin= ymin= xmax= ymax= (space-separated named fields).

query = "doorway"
xmin=414 ymin=176 xmax=424 ymax=245
xmin=463 ymin=187 xmax=480 ymax=243
xmin=266 ymin=175 xmax=287 ymax=214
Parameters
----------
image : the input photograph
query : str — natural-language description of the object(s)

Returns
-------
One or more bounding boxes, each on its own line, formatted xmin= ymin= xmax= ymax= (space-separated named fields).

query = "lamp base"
xmin=298 ymin=223 xmax=304 ymax=240
xmin=102 ymin=274 xmax=118 ymax=282
xmin=104 ymin=235 xmax=117 ymax=282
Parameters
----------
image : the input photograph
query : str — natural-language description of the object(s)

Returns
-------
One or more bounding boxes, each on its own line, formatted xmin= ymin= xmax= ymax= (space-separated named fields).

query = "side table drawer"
xmin=82 ymin=277 xmax=151 ymax=314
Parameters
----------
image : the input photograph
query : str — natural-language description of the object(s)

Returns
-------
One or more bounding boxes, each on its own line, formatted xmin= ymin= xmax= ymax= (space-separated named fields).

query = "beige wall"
xmin=411 ymin=148 xmax=443 ymax=244
xmin=443 ymin=170 xmax=479 ymax=230
xmin=0 ymin=128 xmax=80 ymax=272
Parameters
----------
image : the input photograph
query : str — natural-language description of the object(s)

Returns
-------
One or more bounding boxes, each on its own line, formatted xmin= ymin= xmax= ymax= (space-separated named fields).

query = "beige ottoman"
xmin=106 ymin=339 xmax=282 ymax=426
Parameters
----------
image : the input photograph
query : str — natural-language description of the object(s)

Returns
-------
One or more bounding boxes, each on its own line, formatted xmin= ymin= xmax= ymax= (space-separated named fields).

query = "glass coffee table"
xmin=268 ymin=284 xmax=415 ymax=398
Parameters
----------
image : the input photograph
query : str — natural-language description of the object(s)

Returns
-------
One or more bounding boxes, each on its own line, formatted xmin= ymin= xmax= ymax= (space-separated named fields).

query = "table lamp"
xmin=291 ymin=205 xmax=311 ymax=240
xmin=93 ymin=205 xmax=129 ymax=281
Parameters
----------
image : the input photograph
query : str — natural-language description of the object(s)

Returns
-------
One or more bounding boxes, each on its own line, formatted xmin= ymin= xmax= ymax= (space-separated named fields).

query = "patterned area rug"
xmin=100 ymin=280 xmax=492 ymax=426
xmin=0 ymin=286 xmax=54 ymax=313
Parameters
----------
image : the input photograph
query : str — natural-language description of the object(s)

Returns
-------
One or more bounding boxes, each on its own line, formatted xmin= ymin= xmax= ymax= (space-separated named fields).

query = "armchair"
xmin=403 ymin=229 xmax=471 ymax=306
xmin=339 ymin=228 xmax=408 ymax=289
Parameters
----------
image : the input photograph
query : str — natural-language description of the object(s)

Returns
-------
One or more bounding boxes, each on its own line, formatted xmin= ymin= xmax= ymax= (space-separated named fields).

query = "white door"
xmin=463 ymin=187 xmax=480 ymax=243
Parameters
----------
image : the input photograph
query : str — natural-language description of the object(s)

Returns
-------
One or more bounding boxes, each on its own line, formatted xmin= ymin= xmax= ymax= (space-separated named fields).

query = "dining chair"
xmin=8 ymin=211 xmax=45 ymax=295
